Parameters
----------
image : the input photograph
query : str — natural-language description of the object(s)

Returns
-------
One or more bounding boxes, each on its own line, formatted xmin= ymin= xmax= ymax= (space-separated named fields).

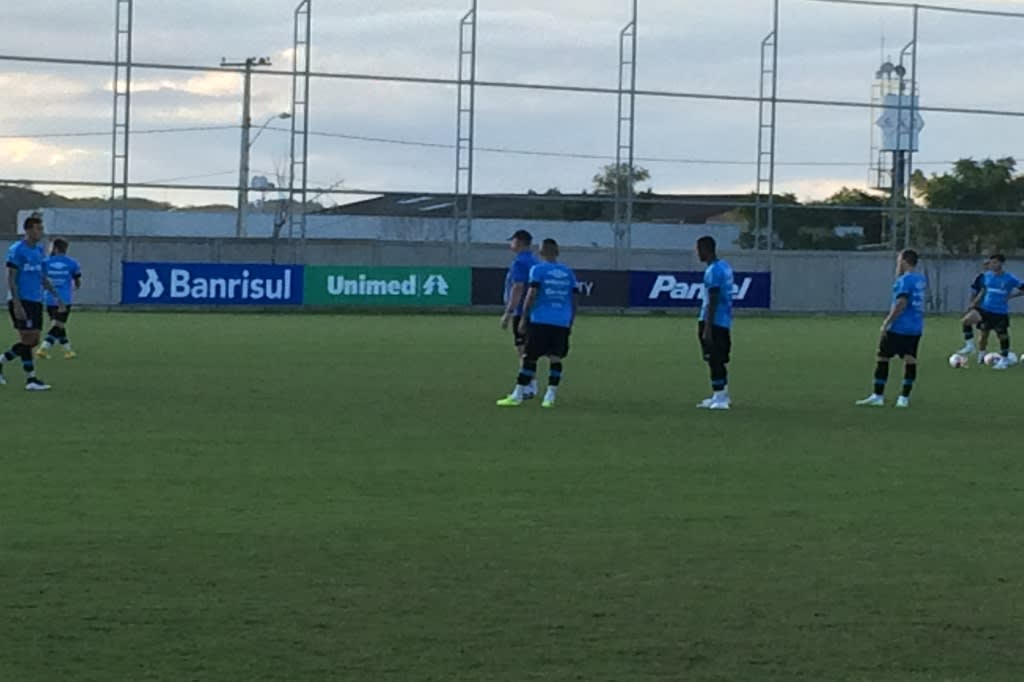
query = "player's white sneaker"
xmin=696 ymin=397 xmax=715 ymax=409
xmin=0 ymin=373 xmax=6 ymax=386
xmin=957 ymin=341 xmax=976 ymax=355
xmin=993 ymin=358 xmax=1011 ymax=370
xmin=708 ymin=398 xmax=731 ymax=410
xmin=895 ymin=396 xmax=910 ymax=408
xmin=25 ymin=379 xmax=51 ymax=391
xmin=855 ymin=394 xmax=885 ymax=407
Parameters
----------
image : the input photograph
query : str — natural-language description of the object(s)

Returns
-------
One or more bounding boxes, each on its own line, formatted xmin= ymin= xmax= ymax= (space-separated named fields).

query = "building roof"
xmin=316 ymin=192 xmax=748 ymax=224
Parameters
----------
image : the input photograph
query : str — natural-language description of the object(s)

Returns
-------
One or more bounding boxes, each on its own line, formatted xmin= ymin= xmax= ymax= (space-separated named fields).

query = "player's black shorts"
xmin=977 ymin=309 xmax=1010 ymax=335
xmin=47 ymin=305 xmax=71 ymax=324
xmin=524 ymin=323 xmax=571 ymax=360
xmin=698 ymin=321 xmax=732 ymax=364
xmin=8 ymin=300 xmax=43 ymax=331
xmin=512 ymin=315 xmax=526 ymax=347
xmin=878 ymin=331 xmax=921 ymax=359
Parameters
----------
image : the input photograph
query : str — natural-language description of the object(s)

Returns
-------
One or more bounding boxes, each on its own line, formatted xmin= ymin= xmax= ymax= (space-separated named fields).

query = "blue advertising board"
xmin=121 ymin=262 xmax=303 ymax=305
xmin=629 ymin=270 xmax=772 ymax=309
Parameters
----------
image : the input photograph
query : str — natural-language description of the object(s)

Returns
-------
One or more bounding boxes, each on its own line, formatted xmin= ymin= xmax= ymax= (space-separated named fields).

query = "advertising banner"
xmin=471 ymin=268 xmax=629 ymax=307
xmin=628 ymin=271 xmax=772 ymax=309
xmin=304 ymin=266 xmax=471 ymax=306
xmin=121 ymin=262 xmax=303 ymax=305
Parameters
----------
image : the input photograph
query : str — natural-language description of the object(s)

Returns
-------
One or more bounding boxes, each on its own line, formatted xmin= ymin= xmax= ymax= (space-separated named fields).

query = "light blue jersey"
xmin=699 ymin=259 xmax=734 ymax=329
xmin=44 ymin=254 xmax=81 ymax=307
xmin=6 ymin=240 xmax=47 ymax=303
xmin=889 ymin=271 xmax=927 ymax=335
xmin=979 ymin=271 xmax=1022 ymax=315
xmin=504 ymin=250 xmax=538 ymax=316
xmin=528 ymin=261 xmax=577 ymax=328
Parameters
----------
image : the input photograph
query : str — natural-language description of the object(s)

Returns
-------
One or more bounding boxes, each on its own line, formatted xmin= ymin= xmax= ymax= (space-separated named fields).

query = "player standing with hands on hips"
xmin=856 ymin=249 xmax=926 ymax=408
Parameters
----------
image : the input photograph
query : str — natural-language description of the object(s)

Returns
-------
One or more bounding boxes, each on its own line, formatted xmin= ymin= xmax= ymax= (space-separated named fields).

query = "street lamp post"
xmin=221 ymin=56 xmax=284 ymax=238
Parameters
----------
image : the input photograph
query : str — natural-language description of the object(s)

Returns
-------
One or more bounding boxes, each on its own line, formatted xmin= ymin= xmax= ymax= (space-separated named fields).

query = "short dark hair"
xmin=696 ymin=236 xmax=716 ymax=253
xmin=542 ymin=238 xmax=558 ymax=249
xmin=990 ymin=253 xmax=1006 ymax=263
xmin=900 ymin=249 xmax=919 ymax=266
xmin=52 ymin=238 xmax=69 ymax=253
xmin=23 ymin=215 xmax=42 ymax=232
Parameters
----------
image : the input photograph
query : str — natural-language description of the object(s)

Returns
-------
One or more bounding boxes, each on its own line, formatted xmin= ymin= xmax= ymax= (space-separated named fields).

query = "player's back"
xmin=891 ymin=271 xmax=927 ymax=334
xmin=529 ymin=261 xmax=576 ymax=328
xmin=44 ymin=254 xmax=80 ymax=305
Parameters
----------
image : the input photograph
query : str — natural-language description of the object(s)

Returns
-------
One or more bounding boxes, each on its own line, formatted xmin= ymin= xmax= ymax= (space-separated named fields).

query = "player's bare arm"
xmin=7 ymin=265 xmax=24 ymax=320
xmin=881 ymin=296 xmax=908 ymax=333
xmin=43 ymin=276 xmax=66 ymax=312
xmin=518 ymin=288 xmax=537 ymax=336
xmin=703 ymin=289 xmax=719 ymax=342
xmin=501 ymin=282 xmax=525 ymax=329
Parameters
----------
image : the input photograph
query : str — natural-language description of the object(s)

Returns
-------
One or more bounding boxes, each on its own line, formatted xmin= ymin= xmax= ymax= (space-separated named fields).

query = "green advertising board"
xmin=304 ymin=266 xmax=472 ymax=306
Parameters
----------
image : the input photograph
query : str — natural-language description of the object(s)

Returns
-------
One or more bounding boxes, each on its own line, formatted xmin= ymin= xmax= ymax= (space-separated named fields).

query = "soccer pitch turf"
xmin=3 ymin=312 xmax=1023 ymax=681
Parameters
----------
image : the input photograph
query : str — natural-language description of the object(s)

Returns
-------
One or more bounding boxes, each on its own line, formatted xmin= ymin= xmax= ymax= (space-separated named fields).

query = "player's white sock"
xmin=40 ymin=339 xmax=53 ymax=350
xmin=528 ymin=379 xmax=538 ymax=395
xmin=62 ymin=342 xmax=73 ymax=352
xmin=713 ymin=390 xmax=729 ymax=402
xmin=511 ymin=384 xmax=526 ymax=400
xmin=544 ymin=386 xmax=558 ymax=402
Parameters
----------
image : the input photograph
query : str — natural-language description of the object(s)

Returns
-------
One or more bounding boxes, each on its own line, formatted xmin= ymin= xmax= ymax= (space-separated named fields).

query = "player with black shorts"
xmin=36 ymin=238 xmax=82 ymax=359
xmin=497 ymin=239 xmax=577 ymax=409
xmin=499 ymin=229 xmax=538 ymax=397
xmin=1 ymin=214 xmax=66 ymax=390
xmin=857 ymin=249 xmax=927 ymax=408
xmin=958 ymin=254 xmax=1023 ymax=370
xmin=696 ymin=236 xmax=735 ymax=411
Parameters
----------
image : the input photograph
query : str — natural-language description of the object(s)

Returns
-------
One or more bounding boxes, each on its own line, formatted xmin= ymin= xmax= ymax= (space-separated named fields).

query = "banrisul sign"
xmin=121 ymin=263 xmax=302 ymax=305
xmin=304 ymin=266 xmax=471 ymax=306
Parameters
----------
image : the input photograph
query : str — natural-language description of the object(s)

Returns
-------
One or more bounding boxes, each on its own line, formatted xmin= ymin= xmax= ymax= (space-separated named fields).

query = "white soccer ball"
xmin=984 ymin=352 xmax=1002 ymax=366
xmin=949 ymin=353 xmax=968 ymax=368
xmin=1007 ymin=351 xmax=1019 ymax=367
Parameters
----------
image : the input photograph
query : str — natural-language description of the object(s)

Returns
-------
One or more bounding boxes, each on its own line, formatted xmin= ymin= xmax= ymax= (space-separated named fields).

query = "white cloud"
xmin=0 ymin=138 xmax=91 ymax=167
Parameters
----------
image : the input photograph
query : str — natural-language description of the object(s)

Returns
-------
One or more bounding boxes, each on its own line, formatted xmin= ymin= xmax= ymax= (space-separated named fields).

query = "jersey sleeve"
xmin=708 ymin=264 xmax=726 ymax=290
xmin=6 ymin=244 xmax=23 ymax=269
xmin=970 ymin=274 xmax=984 ymax=293
xmin=73 ymin=260 xmax=82 ymax=278
xmin=512 ymin=258 xmax=531 ymax=284
xmin=1010 ymin=274 xmax=1023 ymax=291
xmin=527 ymin=264 xmax=542 ymax=288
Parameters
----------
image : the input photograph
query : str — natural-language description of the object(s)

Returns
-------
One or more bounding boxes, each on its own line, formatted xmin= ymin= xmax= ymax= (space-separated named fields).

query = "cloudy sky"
xmin=3 ymin=0 xmax=1024 ymax=207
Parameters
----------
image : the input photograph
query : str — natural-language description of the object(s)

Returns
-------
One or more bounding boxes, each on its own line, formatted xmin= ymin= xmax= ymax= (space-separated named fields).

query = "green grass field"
xmin=3 ymin=312 xmax=1023 ymax=681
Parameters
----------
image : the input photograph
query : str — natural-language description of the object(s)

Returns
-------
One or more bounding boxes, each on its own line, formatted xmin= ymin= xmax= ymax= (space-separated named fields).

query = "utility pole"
xmin=221 ymin=56 xmax=271 ymax=238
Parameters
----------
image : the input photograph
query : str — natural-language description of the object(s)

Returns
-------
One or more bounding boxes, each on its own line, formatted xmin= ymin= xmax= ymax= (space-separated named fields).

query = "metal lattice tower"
xmin=754 ymin=0 xmax=779 ymax=252
xmin=613 ymin=0 xmax=638 ymax=270
xmin=109 ymin=0 xmax=133 ymax=301
xmin=287 ymin=0 xmax=312 ymax=263
xmin=453 ymin=0 xmax=477 ymax=263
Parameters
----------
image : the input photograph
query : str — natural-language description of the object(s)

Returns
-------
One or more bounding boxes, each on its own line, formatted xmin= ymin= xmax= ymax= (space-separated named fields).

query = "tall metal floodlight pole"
xmin=613 ymin=0 xmax=638 ymax=270
xmin=109 ymin=0 xmax=133 ymax=303
xmin=754 ymin=0 xmax=779 ymax=252
xmin=288 ymin=0 xmax=312 ymax=263
xmin=453 ymin=0 xmax=478 ymax=264
xmin=903 ymin=6 xmax=919 ymax=249
xmin=888 ymin=33 xmax=917 ymax=250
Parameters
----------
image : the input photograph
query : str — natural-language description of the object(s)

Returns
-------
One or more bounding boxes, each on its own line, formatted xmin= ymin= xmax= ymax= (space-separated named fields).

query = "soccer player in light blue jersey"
xmin=696 ymin=236 xmax=734 ymax=411
xmin=497 ymin=239 xmax=577 ymax=408
xmin=37 ymin=238 xmax=82 ymax=359
xmin=957 ymin=257 xmax=993 ymax=363
xmin=857 ymin=249 xmax=927 ymax=408
xmin=1 ymin=215 xmax=65 ymax=390
xmin=500 ymin=229 xmax=539 ymax=397
xmin=958 ymin=254 xmax=1023 ymax=370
